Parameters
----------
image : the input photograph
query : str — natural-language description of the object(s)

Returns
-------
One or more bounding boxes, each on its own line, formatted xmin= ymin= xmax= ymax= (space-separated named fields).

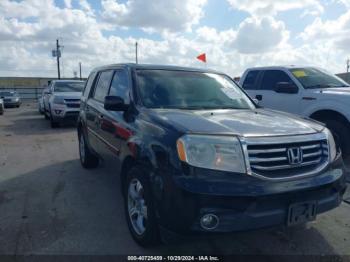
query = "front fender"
xmin=302 ymin=99 xmax=350 ymax=122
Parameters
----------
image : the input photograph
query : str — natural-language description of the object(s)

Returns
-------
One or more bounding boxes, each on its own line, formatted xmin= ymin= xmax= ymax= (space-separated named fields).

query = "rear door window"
xmin=261 ymin=70 xmax=293 ymax=90
xmin=93 ymin=70 xmax=114 ymax=102
xmin=242 ymin=71 xmax=260 ymax=90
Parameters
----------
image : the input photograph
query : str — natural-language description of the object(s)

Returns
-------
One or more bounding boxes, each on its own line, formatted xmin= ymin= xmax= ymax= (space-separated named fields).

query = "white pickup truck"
xmin=239 ymin=66 xmax=350 ymax=162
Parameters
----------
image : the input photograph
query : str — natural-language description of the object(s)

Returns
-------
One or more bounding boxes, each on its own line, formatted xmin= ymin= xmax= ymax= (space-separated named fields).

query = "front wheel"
xmin=325 ymin=119 xmax=350 ymax=164
xmin=124 ymin=167 xmax=160 ymax=247
xmin=79 ymin=130 xmax=99 ymax=169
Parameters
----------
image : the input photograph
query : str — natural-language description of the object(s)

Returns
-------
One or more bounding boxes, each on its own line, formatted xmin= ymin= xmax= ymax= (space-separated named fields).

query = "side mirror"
xmin=275 ymin=82 xmax=298 ymax=94
xmin=104 ymin=96 xmax=128 ymax=111
xmin=252 ymin=98 xmax=259 ymax=105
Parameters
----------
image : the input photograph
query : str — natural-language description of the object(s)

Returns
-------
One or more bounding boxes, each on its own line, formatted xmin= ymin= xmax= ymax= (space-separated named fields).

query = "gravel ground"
xmin=0 ymin=103 xmax=349 ymax=259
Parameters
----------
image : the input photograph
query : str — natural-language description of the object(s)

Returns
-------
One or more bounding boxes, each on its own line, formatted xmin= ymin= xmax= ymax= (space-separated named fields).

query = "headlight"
xmin=53 ymin=96 xmax=65 ymax=105
xmin=323 ymin=128 xmax=337 ymax=161
xmin=177 ymin=135 xmax=246 ymax=173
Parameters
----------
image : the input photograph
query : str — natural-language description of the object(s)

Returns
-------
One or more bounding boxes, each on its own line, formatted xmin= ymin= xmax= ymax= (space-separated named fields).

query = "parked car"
xmin=0 ymin=98 xmax=4 ymax=115
xmin=38 ymin=88 xmax=48 ymax=114
xmin=43 ymin=80 xmax=85 ymax=128
xmin=239 ymin=66 xmax=350 ymax=163
xmin=77 ymin=64 xmax=346 ymax=246
xmin=0 ymin=91 xmax=21 ymax=108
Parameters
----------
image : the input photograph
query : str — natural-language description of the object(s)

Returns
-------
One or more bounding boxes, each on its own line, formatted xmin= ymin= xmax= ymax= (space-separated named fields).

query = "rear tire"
xmin=79 ymin=130 xmax=99 ymax=169
xmin=124 ymin=167 xmax=160 ymax=247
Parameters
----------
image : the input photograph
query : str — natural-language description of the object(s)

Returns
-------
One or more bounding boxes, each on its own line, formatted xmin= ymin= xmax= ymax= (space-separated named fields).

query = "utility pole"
xmin=79 ymin=62 xmax=82 ymax=80
xmin=135 ymin=42 xmax=138 ymax=64
xmin=56 ymin=39 xmax=61 ymax=79
xmin=347 ymin=59 xmax=349 ymax=73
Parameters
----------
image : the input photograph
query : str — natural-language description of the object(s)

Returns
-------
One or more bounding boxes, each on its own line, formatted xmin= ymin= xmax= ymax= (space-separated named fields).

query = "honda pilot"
xmin=77 ymin=64 xmax=347 ymax=246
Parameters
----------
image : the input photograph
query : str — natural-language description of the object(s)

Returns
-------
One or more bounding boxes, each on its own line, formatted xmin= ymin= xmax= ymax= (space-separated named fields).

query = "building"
xmin=0 ymin=77 xmax=86 ymax=100
xmin=336 ymin=72 xmax=350 ymax=84
xmin=0 ymin=77 xmax=84 ymax=89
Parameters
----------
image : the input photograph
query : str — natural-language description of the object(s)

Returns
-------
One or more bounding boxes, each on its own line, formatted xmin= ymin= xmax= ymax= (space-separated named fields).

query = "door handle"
xmin=98 ymin=114 xmax=104 ymax=119
xmin=256 ymin=95 xmax=263 ymax=101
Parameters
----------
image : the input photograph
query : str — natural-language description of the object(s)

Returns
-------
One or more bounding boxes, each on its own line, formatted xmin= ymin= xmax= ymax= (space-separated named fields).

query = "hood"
xmin=308 ymin=87 xmax=350 ymax=96
xmin=53 ymin=92 xmax=82 ymax=99
xmin=148 ymin=108 xmax=324 ymax=137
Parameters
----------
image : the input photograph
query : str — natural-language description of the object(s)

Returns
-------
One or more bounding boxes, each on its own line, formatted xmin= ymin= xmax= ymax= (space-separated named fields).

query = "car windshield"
xmin=0 ymin=91 xmax=16 ymax=97
xmin=54 ymin=82 xmax=85 ymax=92
xmin=136 ymin=70 xmax=255 ymax=110
xmin=289 ymin=68 xmax=350 ymax=89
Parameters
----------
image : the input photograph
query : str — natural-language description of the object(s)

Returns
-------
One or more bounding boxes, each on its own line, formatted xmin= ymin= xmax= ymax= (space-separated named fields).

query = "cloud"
xmin=227 ymin=0 xmax=323 ymax=16
xmin=101 ymin=0 xmax=207 ymax=32
xmin=300 ymin=10 xmax=350 ymax=52
xmin=64 ymin=0 xmax=72 ymax=9
xmin=0 ymin=0 xmax=349 ymax=78
xmin=234 ymin=17 xmax=289 ymax=54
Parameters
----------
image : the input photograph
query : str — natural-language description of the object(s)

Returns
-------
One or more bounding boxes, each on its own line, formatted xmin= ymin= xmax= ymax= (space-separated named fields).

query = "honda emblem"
xmin=287 ymin=147 xmax=303 ymax=165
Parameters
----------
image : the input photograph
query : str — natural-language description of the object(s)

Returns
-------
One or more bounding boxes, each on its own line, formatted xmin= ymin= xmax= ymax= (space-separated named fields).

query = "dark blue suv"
xmin=77 ymin=64 xmax=347 ymax=246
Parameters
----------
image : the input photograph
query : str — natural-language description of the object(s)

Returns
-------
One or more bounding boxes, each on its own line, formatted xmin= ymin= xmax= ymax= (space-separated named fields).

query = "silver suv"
xmin=43 ymin=80 xmax=85 ymax=128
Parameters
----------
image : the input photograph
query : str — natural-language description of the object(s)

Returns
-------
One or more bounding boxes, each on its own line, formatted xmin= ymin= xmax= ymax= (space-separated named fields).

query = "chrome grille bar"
xmin=244 ymin=133 xmax=329 ymax=179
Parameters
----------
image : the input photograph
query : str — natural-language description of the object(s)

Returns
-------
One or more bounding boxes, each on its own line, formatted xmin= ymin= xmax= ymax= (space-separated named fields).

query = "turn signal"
xmin=177 ymin=139 xmax=187 ymax=161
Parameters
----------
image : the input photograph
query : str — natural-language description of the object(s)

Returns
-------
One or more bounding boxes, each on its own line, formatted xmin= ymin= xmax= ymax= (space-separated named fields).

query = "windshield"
xmin=0 ymin=91 xmax=16 ymax=97
xmin=54 ymin=82 xmax=85 ymax=92
xmin=136 ymin=70 xmax=255 ymax=110
xmin=290 ymin=68 xmax=350 ymax=89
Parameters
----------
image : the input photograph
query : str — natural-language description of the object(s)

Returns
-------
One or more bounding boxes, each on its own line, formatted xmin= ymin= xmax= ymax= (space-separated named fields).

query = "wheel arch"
xmin=310 ymin=109 xmax=350 ymax=126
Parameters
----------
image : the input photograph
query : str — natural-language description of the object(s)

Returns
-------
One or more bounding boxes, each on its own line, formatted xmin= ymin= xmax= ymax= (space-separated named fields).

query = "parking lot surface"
xmin=0 ymin=103 xmax=349 ymax=257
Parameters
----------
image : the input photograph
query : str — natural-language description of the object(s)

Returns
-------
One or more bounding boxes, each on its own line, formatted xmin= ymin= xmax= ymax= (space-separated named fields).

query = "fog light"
xmin=55 ymin=110 xmax=62 ymax=114
xmin=200 ymin=214 xmax=219 ymax=230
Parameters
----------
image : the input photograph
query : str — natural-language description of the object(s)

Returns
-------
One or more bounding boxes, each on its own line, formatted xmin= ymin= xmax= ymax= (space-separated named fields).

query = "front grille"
xmin=246 ymin=135 xmax=329 ymax=179
xmin=64 ymin=99 xmax=80 ymax=108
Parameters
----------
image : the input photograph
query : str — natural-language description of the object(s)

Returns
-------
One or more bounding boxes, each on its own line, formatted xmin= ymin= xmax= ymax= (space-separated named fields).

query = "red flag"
xmin=196 ymin=53 xmax=206 ymax=63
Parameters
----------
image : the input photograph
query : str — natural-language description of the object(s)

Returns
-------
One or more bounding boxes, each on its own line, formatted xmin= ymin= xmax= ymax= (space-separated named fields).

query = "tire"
xmin=44 ymin=109 xmax=49 ymax=120
xmin=324 ymin=119 xmax=350 ymax=160
xmin=79 ymin=130 xmax=99 ymax=169
xmin=50 ymin=117 xmax=60 ymax=128
xmin=124 ymin=167 xmax=160 ymax=247
xmin=49 ymin=106 xmax=60 ymax=128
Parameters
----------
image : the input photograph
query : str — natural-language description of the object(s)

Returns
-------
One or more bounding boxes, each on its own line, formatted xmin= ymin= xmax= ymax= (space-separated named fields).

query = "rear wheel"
xmin=79 ymin=130 xmax=99 ymax=169
xmin=124 ymin=167 xmax=160 ymax=247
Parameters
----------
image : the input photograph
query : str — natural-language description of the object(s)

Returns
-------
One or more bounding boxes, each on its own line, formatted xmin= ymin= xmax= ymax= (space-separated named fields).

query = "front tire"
xmin=50 ymin=117 xmax=59 ymax=128
xmin=124 ymin=167 xmax=160 ymax=247
xmin=324 ymin=119 xmax=350 ymax=161
xmin=79 ymin=130 xmax=99 ymax=169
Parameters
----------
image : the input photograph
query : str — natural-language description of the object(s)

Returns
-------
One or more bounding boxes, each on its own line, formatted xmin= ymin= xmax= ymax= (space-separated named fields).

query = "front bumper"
xmin=155 ymin=153 xmax=347 ymax=234
xmin=4 ymin=100 xmax=21 ymax=107
xmin=51 ymin=105 xmax=80 ymax=122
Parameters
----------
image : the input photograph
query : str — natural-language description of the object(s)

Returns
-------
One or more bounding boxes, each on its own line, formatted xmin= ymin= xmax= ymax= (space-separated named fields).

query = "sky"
xmin=0 ymin=0 xmax=350 ymax=78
